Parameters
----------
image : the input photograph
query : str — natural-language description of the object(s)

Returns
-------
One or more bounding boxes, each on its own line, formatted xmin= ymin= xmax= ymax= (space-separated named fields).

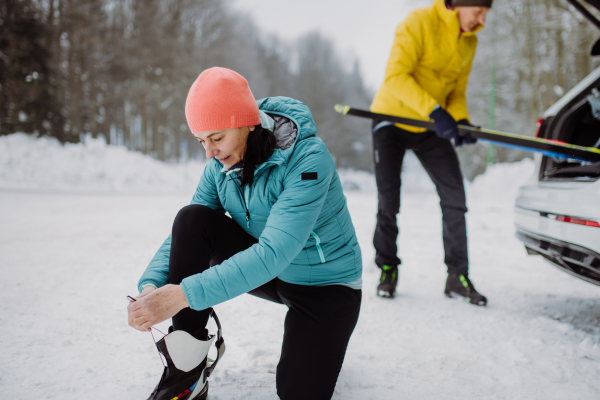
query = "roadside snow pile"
xmin=467 ymin=158 xmax=536 ymax=201
xmin=0 ymin=133 xmax=536 ymax=197
xmin=0 ymin=133 xmax=205 ymax=193
xmin=337 ymin=153 xmax=536 ymax=198
xmin=335 ymin=151 xmax=436 ymax=193
xmin=338 ymin=169 xmax=377 ymax=192
xmin=0 ymin=132 xmax=380 ymax=194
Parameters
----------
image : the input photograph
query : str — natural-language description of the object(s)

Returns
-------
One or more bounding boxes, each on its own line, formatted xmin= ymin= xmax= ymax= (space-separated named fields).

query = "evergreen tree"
xmin=1 ymin=0 xmax=63 ymax=139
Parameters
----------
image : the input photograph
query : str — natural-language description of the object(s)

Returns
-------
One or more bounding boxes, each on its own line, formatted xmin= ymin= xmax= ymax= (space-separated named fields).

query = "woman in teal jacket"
xmin=127 ymin=67 xmax=362 ymax=400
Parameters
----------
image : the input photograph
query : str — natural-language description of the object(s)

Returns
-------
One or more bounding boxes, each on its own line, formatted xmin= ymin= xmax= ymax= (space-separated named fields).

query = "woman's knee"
xmin=173 ymin=204 xmax=215 ymax=234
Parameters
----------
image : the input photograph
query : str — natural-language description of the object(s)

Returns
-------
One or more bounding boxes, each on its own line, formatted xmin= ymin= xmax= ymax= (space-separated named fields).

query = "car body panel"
xmin=516 ymin=180 xmax=600 ymax=222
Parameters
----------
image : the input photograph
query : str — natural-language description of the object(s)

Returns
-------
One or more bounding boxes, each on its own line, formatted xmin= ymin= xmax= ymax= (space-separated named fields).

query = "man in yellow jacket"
xmin=371 ymin=0 xmax=491 ymax=305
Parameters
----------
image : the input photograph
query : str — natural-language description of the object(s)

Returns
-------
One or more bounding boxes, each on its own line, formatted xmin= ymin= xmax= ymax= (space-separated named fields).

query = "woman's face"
xmin=193 ymin=125 xmax=255 ymax=169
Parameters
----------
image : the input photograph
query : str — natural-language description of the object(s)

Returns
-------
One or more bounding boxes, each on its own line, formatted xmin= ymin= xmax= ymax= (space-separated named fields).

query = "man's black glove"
xmin=455 ymin=119 xmax=478 ymax=147
xmin=429 ymin=107 xmax=459 ymax=142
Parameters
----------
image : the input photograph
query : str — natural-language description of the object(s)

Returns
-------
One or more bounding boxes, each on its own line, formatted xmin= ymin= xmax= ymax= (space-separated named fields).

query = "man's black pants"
xmin=372 ymin=123 xmax=469 ymax=275
xmin=168 ymin=204 xmax=361 ymax=400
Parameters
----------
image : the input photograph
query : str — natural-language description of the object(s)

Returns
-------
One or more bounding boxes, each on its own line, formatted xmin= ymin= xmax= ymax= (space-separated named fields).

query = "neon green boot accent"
xmin=378 ymin=265 xmax=399 ymax=298
xmin=380 ymin=265 xmax=394 ymax=283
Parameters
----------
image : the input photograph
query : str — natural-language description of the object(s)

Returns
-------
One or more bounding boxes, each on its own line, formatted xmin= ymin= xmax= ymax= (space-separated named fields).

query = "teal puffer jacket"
xmin=138 ymin=97 xmax=362 ymax=311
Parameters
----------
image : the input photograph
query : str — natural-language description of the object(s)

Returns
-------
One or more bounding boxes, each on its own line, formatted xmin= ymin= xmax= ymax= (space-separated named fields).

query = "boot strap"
xmin=205 ymin=310 xmax=225 ymax=378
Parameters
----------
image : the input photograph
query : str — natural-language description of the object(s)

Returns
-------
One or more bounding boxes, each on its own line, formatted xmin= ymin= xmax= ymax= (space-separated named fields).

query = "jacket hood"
xmin=257 ymin=96 xmax=317 ymax=142
xmin=433 ymin=0 xmax=483 ymax=36
xmin=215 ymin=96 xmax=317 ymax=174
xmin=218 ymin=96 xmax=318 ymax=176
xmin=252 ymin=96 xmax=318 ymax=171
xmin=270 ymin=114 xmax=298 ymax=151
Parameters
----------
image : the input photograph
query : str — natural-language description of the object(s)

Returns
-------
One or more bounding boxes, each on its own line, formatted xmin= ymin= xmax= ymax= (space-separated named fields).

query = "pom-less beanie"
xmin=185 ymin=67 xmax=260 ymax=133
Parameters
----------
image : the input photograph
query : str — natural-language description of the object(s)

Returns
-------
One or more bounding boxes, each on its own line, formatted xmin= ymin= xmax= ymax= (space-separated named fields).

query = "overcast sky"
xmin=230 ymin=0 xmax=430 ymax=91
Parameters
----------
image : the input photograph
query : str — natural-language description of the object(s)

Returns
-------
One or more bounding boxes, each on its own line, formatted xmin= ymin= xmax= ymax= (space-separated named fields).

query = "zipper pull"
xmin=244 ymin=185 xmax=251 ymax=228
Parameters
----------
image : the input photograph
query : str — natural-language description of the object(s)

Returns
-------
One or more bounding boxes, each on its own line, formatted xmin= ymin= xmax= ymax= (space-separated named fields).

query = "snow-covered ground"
xmin=1 ymin=134 xmax=599 ymax=399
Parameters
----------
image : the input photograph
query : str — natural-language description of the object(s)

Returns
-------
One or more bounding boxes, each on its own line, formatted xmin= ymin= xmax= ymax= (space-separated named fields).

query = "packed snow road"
xmin=1 ymin=182 xmax=599 ymax=399
xmin=0 ymin=136 xmax=598 ymax=399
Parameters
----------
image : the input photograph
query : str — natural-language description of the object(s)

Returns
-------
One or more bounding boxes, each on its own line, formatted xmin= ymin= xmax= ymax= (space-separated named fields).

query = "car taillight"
xmin=556 ymin=215 xmax=600 ymax=228
xmin=535 ymin=118 xmax=543 ymax=137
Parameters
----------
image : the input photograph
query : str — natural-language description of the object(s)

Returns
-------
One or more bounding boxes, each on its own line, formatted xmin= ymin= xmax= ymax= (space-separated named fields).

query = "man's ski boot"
xmin=444 ymin=273 xmax=487 ymax=306
xmin=147 ymin=310 xmax=225 ymax=400
xmin=377 ymin=265 xmax=398 ymax=298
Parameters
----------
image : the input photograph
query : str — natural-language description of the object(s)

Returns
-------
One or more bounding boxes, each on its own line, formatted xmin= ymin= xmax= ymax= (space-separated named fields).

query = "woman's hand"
xmin=127 ymin=284 xmax=189 ymax=332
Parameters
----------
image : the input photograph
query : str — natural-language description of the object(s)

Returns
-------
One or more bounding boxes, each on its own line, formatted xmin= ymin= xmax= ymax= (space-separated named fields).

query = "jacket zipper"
xmin=231 ymin=178 xmax=252 ymax=229
xmin=244 ymin=185 xmax=251 ymax=229
xmin=228 ymin=160 xmax=279 ymax=231
xmin=310 ymin=231 xmax=326 ymax=264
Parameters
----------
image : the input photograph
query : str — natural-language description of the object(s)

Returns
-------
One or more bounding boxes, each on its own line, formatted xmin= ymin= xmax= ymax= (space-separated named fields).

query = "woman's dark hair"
xmin=240 ymin=124 xmax=276 ymax=187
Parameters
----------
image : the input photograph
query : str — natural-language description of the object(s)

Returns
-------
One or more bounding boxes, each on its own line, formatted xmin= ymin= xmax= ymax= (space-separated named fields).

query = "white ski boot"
xmin=147 ymin=310 xmax=225 ymax=400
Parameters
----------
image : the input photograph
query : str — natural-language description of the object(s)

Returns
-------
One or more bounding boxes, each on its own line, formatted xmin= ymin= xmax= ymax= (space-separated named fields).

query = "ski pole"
xmin=334 ymin=104 xmax=600 ymax=162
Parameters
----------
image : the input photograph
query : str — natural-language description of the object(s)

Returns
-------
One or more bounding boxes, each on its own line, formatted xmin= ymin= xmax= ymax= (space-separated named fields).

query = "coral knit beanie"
xmin=185 ymin=67 xmax=260 ymax=133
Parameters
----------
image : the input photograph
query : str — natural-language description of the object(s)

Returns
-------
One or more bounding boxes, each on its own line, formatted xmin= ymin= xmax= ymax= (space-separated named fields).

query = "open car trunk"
xmin=539 ymin=80 xmax=600 ymax=181
xmin=536 ymin=0 xmax=600 ymax=181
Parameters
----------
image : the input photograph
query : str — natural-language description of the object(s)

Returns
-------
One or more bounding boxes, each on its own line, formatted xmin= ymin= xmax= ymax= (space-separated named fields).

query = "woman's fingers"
xmin=128 ymin=301 xmax=143 ymax=315
xmin=131 ymin=312 xmax=154 ymax=331
xmin=127 ymin=302 xmax=148 ymax=316
xmin=130 ymin=303 xmax=151 ymax=322
xmin=126 ymin=285 xmax=188 ymax=332
xmin=128 ymin=297 xmax=153 ymax=331
xmin=138 ymin=319 xmax=154 ymax=331
xmin=129 ymin=294 xmax=164 ymax=330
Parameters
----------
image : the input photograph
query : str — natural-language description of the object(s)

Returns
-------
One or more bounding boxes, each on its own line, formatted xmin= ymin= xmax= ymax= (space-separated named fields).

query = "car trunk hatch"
xmin=540 ymin=77 xmax=600 ymax=181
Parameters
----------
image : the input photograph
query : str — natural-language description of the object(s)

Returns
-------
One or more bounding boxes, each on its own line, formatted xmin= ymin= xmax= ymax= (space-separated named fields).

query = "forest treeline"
xmin=0 ymin=0 xmax=373 ymax=170
xmin=463 ymin=0 xmax=599 ymax=178
xmin=1 ymin=0 xmax=599 ymax=176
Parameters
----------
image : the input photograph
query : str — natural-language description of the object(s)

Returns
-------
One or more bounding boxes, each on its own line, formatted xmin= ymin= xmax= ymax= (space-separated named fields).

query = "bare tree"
xmin=460 ymin=0 xmax=600 ymax=179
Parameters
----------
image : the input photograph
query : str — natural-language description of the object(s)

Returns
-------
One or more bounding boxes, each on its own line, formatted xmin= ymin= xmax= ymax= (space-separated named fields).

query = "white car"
xmin=515 ymin=0 xmax=600 ymax=286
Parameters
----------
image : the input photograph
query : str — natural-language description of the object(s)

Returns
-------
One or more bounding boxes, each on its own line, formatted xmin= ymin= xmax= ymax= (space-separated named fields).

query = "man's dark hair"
xmin=240 ymin=124 xmax=276 ymax=187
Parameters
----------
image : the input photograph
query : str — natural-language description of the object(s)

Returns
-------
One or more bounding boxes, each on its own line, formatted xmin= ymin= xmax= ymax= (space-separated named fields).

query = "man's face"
xmin=456 ymin=7 xmax=490 ymax=33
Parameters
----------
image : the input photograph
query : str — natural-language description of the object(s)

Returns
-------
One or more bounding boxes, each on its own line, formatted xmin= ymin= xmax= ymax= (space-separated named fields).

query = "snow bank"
xmin=338 ymin=151 xmax=438 ymax=193
xmin=0 ymin=133 xmax=536 ymax=197
xmin=326 ymin=152 xmax=536 ymax=197
xmin=468 ymin=158 xmax=536 ymax=201
xmin=0 ymin=133 xmax=205 ymax=193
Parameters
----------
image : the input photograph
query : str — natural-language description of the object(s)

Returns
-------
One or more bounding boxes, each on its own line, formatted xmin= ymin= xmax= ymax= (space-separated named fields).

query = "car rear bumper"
xmin=515 ymin=227 xmax=600 ymax=286
xmin=514 ymin=206 xmax=600 ymax=254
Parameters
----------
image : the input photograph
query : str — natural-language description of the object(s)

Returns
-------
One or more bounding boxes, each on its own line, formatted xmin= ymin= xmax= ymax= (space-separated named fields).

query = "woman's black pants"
xmin=167 ymin=204 xmax=361 ymax=400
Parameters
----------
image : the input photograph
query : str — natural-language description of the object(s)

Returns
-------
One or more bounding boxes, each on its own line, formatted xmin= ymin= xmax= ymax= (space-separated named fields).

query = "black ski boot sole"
xmin=444 ymin=290 xmax=487 ymax=307
xmin=152 ymin=377 xmax=208 ymax=400
xmin=194 ymin=381 xmax=209 ymax=400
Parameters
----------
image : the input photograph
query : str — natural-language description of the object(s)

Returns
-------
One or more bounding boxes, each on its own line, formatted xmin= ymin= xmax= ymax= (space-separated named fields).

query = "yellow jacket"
xmin=371 ymin=0 xmax=482 ymax=132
